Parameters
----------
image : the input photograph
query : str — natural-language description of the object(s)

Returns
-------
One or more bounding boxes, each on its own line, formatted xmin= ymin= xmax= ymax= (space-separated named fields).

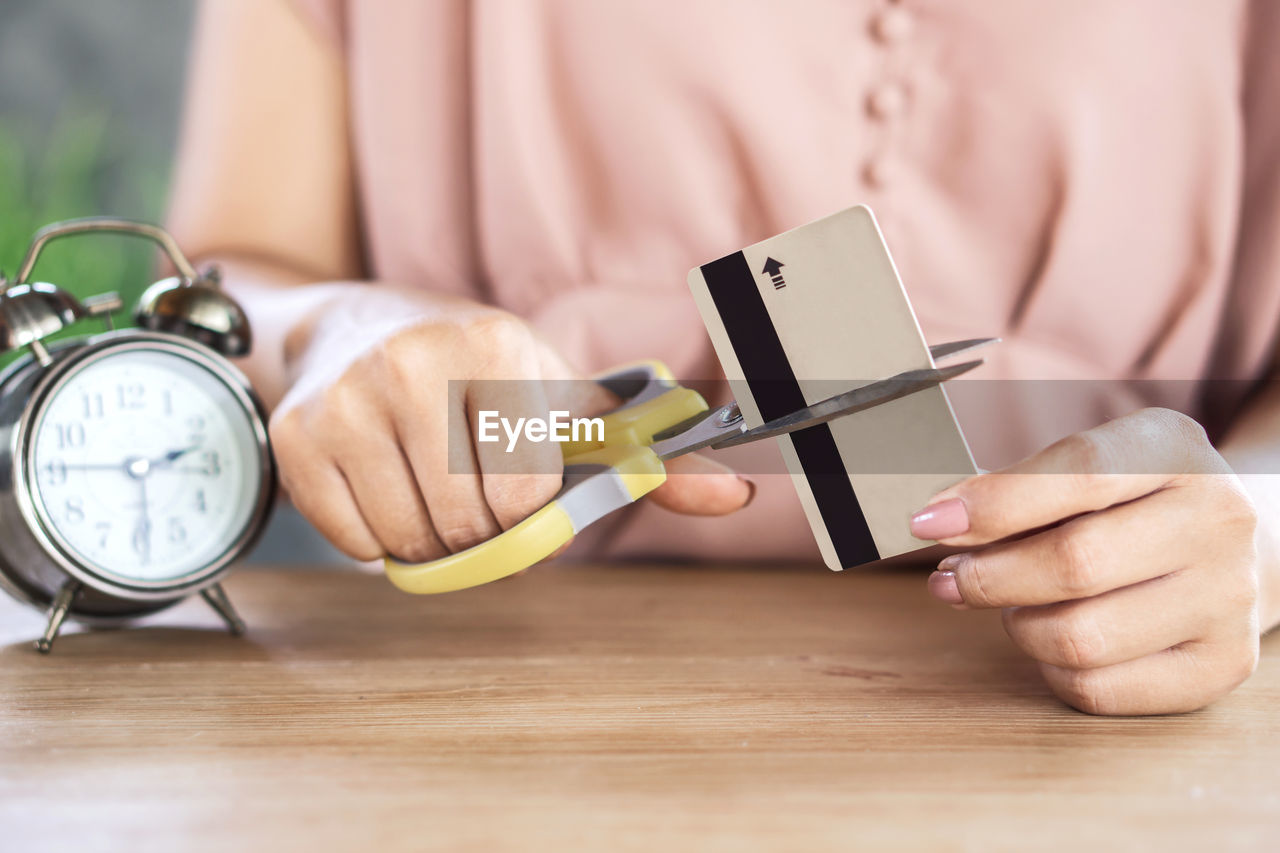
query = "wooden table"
xmin=1 ymin=563 xmax=1277 ymax=851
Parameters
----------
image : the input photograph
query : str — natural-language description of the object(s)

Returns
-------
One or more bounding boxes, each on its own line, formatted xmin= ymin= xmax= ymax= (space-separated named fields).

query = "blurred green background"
xmin=0 ymin=0 xmax=345 ymax=565
xmin=0 ymin=0 xmax=195 ymax=320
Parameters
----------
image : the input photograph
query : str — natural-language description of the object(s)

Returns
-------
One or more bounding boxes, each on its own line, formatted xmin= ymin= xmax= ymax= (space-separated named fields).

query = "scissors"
xmin=384 ymin=337 xmax=996 ymax=594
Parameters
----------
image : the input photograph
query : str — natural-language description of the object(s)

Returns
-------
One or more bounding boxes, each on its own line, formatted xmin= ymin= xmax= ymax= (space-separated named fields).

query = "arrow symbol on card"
xmin=761 ymin=257 xmax=786 ymax=289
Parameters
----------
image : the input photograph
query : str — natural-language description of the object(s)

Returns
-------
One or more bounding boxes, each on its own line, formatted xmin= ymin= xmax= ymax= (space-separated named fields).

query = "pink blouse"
xmin=288 ymin=0 xmax=1280 ymax=564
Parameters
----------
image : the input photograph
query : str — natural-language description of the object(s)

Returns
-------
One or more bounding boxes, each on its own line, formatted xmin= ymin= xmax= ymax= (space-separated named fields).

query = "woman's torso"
xmin=294 ymin=0 xmax=1278 ymax=562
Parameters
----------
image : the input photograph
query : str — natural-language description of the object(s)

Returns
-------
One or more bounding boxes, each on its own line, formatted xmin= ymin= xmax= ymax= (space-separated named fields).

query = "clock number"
xmin=194 ymin=489 xmax=207 ymax=513
xmin=64 ymin=496 xmax=84 ymax=525
xmin=187 ymin=415 xmax=205 ymax=446
xmin=197 ymin=450 xmax=221 ymax=476
xmin=95 ymin=521 xmax=111 ymax=549
xmin=82 ymin=392 xmax=105 ymax=419
xmin=168 ymin=517 xmax=187 ymax=544
xmin=42 ymin=459 xmax=68 ymax=486
xmin=55 ymin=423 xmax=86 ymax=450
xmin=163 ymin=390 xmax=173 ymax=416
xmin=116 ymin=383 xmax=145 ymax=410
xmin=132 ymin=519 xmax=151 ymax=562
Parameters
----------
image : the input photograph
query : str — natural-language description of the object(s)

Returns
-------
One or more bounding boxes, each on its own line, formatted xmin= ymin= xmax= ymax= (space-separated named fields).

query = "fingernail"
xmin=937 ymin=553 xmax=964 ymax=573
xmin=739 ymin=476 xmax=757 ymax=508
xmin=927 ymin=569 xmax=965 ymax=605
xmin=910 ymin=497 xmax=969 ymax=540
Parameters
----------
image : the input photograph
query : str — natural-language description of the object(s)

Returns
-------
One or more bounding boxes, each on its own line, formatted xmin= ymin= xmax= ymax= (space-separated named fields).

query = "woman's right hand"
xmin=269 ymin=288 xmax=753 ymax=563
xmin=164 ymin=0 xmax=750 ymax=564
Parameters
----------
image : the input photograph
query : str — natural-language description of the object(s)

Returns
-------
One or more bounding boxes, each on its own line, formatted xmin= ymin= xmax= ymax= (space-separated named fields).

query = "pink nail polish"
xmin=910 ymin=498 xmax=970 ymax=540
xmin=927 ymin=570 xmax=965 ymax=605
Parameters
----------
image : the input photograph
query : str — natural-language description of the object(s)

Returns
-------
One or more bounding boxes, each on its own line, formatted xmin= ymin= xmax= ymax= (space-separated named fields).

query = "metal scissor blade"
xmin=929 ymin=337 xmax=1000 ymax=362
xmin=708 ymin=358 xmax=984 ymax=450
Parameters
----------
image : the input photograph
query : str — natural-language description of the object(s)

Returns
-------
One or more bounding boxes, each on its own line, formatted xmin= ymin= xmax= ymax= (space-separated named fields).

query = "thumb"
xmin=648 ymin=453 xmax=755 ymax=516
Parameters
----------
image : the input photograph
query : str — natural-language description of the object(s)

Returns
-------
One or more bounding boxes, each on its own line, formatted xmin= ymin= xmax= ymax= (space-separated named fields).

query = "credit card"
xmin=687 ymin=205 xmax=976 ymax=569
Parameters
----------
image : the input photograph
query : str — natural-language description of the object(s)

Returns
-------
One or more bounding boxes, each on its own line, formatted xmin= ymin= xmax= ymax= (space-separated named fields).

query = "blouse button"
xmin=866 ymin=83 xmax=908 ymax=120
xmin=862 ymin=158 xmax=893 ymax=188
xmin=871 ymin=6 xmax=915 ymax=44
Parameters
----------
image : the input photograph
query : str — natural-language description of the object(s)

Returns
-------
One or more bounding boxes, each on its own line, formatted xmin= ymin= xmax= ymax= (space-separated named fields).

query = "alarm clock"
xmin=0 ymin=218 xmax=276 ymax=653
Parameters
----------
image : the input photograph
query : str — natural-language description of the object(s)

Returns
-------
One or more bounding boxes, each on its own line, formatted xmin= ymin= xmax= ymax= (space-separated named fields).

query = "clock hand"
xmin=149 ymin=445 xmax=200 ymax=470
xmin=133 ymin=475 xmax=151 ymax=565
xmin=59 ymin=448 xmax=198 ymax=480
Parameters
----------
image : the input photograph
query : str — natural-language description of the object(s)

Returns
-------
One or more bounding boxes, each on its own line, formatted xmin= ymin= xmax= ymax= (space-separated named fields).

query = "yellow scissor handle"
xmin=385 ymin=500 xmax=576 ymax=594
xmin=384 ymin=361 xmax=709 ymax=594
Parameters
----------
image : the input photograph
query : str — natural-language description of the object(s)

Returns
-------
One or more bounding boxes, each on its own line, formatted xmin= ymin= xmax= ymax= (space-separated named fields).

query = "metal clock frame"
xmin=0 ymin=217 xmax=278 ymax=652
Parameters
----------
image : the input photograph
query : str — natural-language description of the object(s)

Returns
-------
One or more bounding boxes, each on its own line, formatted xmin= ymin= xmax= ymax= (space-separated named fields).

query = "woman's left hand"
xmin=909 ymin=408 xmax=1261 ymax=715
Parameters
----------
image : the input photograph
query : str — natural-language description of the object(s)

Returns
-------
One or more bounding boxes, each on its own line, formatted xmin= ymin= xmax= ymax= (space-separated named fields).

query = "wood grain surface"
xmin=1 ymin=562 xmax=1277 ymax=851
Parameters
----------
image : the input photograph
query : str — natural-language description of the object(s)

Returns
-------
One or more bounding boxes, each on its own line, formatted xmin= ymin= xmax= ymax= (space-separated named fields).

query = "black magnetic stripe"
xmin=700 ymin=251 xmax=880 ymax=567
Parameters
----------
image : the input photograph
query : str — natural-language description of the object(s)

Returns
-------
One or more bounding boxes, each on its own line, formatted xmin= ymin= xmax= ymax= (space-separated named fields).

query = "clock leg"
xmin=35 ymin=580 xmax=81 ymax=654
xmin=201 ymin=583 xmax=246 ymax=636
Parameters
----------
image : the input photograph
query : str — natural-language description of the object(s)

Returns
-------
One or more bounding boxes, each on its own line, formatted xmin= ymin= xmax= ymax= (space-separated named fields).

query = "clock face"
xmin=25 ymin=344 xmax=267 ymax=587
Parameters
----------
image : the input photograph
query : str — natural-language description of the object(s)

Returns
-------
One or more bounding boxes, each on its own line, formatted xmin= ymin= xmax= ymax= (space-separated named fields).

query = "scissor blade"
xmin=649 ymin=403 xmax=751 ymax=460
xmin=709 ymin=359 xmax=983 ymax=450
xmin=929 ymin=337 xmax=1000 ymax=362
